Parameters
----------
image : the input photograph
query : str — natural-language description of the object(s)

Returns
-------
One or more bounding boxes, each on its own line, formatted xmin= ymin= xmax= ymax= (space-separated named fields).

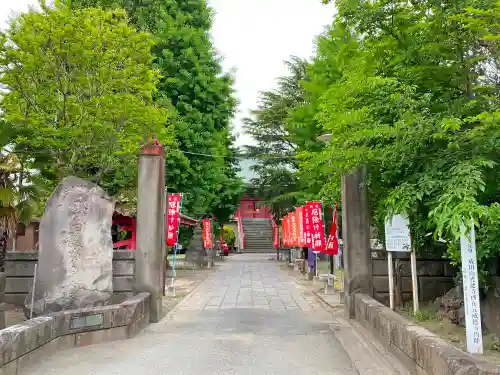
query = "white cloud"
xmin=0 ymin=0 xmax=38 ymax=30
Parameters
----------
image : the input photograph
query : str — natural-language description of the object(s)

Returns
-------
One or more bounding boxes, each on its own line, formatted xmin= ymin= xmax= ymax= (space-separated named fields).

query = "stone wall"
xmin=482 ymin=277 xmax=500 ymax=334
xmin=5 ymin=251 xmax=135 ymax=306
xmin=354 ymin=293 xmax=500 ymax=375
xmin=0 ymin=292 xmax=150 ymax=375
xmin=372 ymin=258 xmax=456 ymax=304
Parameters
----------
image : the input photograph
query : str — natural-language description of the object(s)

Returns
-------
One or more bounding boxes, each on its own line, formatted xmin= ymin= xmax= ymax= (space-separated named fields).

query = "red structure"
xmin=112 ymin=211 xmax=198 ymax=250
xmin=113 ymin=212 xmax=137 ymax=250
xmin=235 ymin=194 xmax=272 ymax=219
xmin=234 ymin=194 xmax=272 ymax=250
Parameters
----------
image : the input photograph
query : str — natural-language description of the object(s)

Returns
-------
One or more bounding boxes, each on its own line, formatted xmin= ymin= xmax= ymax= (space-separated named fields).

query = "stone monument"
xmin=25 ymin=176 xmax=114 ymax=317
xmin=186 ymin=226 xmax=207 ymax=267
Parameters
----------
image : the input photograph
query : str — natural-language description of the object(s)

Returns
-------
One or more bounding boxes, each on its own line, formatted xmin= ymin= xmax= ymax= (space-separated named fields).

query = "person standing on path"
xmin=307 ymin=247 xmax=316 ymax=276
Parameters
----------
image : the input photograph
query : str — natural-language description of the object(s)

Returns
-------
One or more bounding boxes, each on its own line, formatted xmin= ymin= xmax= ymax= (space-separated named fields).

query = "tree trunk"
xmin=0 ymin=228 xmax=7 ymax=273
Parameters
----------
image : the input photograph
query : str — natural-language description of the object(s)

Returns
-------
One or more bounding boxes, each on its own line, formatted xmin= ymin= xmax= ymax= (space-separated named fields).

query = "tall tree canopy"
xmin=67 ymin=0 xmax=244 ymax=222
xmin=246 ymin=0 xmax=500 ymax=284
xmin=243 ymin=57 xmax=312 ymax=222
xmin=0 ymin=4 xmax=170 ymax=221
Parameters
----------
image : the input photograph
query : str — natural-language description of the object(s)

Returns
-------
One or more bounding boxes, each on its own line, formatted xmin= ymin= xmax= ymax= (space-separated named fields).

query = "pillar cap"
xmin=139 ymin=137 xmax=164 ymax=156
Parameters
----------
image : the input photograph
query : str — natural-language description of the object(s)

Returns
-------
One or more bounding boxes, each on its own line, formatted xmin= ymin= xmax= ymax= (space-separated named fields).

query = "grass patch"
xmin=399 ymin=303 xmax=500 ymax=364
xmin=491 ymin=337 xmax=500 ymax=352
xmin=414 ymin=309 xmax=441 ymax=322
xmin=167 ymin=253 xmax=186 ymax=261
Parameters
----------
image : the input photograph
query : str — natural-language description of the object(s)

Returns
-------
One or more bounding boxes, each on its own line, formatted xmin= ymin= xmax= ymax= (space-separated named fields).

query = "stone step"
xmin=241 ymin=218 xmax=272 ymax=222
xmin=244 ymin=248 xmax=274 ymax=250
xmin=242 ymin=222 xmax=272 ymax=225
xmin=242 ymin=249 xmax=276 ymax=253
xmin=244 ymin=243 xmax=274 ymax=247
xmin=242 ymin=225 xmax=272 ymax=228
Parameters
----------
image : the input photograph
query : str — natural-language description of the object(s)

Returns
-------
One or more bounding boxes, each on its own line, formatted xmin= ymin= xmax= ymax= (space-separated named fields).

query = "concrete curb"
xmin=328 ymin=320 xmax=407 ymax=375
xmin=354 ymin=293 xmax=500 ymax=375
xmin=312 ymin=290 xmax=344 ymax=311
xmin=312 ymin=290 xmax=408 ymax=375
xmin=155 ymin=269 xmax=213 ymax=324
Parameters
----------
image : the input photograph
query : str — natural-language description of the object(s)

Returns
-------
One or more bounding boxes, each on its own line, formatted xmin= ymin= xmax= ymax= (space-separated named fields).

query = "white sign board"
xmin=385 ymin=215 xmax=412 ymax=252
xmin=460 ymin=221 xmax=483 ymax=354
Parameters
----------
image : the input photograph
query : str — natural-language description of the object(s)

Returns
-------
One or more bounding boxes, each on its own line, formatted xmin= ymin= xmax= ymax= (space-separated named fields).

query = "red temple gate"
xmin=112 ymin=211 xmax=198 ymax=250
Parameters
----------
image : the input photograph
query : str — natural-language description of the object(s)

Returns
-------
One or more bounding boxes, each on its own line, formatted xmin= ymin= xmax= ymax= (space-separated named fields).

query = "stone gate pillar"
xmin=135 ymin=140 xmax=165 ymax=322
xmin=341 ymin=166 xmax=373 ymax=318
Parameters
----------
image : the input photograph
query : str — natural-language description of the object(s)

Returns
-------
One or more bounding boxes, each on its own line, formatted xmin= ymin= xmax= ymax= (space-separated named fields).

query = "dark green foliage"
xmin=67 ymin=0 xmax=244 ymax=221
xmin=246 ymin=0 xmax=500 ymax=286
xmin=0 ymin=4 xmax=170 ymax=219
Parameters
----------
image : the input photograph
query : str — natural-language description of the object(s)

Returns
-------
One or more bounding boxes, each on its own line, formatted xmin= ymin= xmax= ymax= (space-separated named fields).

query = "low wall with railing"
xmin=5 ymin=251 xmax=135 ymax=306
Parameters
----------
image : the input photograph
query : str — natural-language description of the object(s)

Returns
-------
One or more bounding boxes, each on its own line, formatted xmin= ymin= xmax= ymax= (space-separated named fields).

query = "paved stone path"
xmin=24 ymin=254 xmax=359 ymax=375
xmin=177 ymin=256 xmax=318 ymax=312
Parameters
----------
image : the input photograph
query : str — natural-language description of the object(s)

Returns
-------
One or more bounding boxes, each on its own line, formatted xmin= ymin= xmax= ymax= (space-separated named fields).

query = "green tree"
xmin=243 ymin=57 xmax=313 ymax=222
xmin=295 ymin=0 xmax=500 ymax=283
xmin=222 ymin=225 xmax=235 ymax=247
xmin=66 ymin=0 xmax=244 ymax=220
xmin=244 ymin=0 xmax=500 ymax=286
xmin=0 ymin=3 xmax=171 ymax=199
xmin=0 ymin=152 xmax=45 ymax=235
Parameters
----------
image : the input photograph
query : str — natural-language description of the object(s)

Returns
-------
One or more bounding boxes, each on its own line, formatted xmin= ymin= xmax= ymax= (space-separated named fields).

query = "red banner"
xmin=302 ymin=205 xmax=312 ymax=247
xmin=296 ymin=208 xmax=305 ymax=247
xmin=202 ymin=218 xmax=213 ymax=249
xmin=307 ymin=201 xmax=326 ymax=252
xmin=325 ymin=203 xmax=339 ymax=255
xmin=166 ymin=194 xmax=182 ymax=246
xmin=286 ymin=214 xmax=293 ymax=246
xmin=285 ymin=215 xmax=290 ymax=246
xmin=281 ymin=216 xmax=286 ymax=246
xmin=272 ymin=221 xmax=280 ymax=249
xmin=290 ymin=212 xmax=298 ymax=247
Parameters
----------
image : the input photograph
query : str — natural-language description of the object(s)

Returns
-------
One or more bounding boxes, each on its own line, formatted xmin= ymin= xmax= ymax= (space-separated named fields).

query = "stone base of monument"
xmin=185 ymin=226 xmax=220 ymax=269
xmin=23 ymin=297 xmax=115 ymax=320
xmin=185 ymin=250 xmax=217 ymax=269
xmin=0 ymin=293 xmax=151 ymax=374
